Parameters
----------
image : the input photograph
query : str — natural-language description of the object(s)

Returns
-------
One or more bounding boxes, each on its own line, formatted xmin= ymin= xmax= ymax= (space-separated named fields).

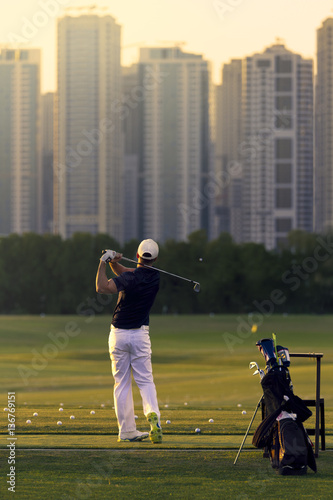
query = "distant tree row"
xmin=1 ymin=230 xmax=333 ymax=315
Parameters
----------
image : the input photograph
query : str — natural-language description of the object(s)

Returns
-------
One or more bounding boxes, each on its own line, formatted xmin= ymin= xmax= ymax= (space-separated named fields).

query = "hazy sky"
xmin=1 ymin=0 xmax=333 ymax=92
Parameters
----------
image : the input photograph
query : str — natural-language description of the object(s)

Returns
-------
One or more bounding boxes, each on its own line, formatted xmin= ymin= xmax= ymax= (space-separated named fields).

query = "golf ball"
xmin=166 ymin=420 xmax=171 ymax=424
xmin=184 ymin=402 xmax=188 ymax=406
xmin=101 ymin=404 xmax=105 ymax=408
xmin=33 ymin=412 xmax=38 ymax=417
xmin=3 ymin=408 xmax=8 ymax=412
xmin=242 ymin=411 xmax=247 ymax=415
xmin=134 ymin=415 xmax=138 ymax=419
xmin=237 ymin=404 xmax=242 ymax=407
xmin=209 ymin=419 xmax=214 ymax=423
xmin=70 ymin=415 xmax=75 ymax=420
xmin=59 ymin=407 xmax=63 ymax=412
xmin=164 ymin=404 xmax=169 ymax=408
xmin=57 ymin=421 xmax=62 ymax=425
xmin=195 ymin=428 xmax=201 ymax=433
xmin=60 ymin=403 xmax=64 ymax=407
xmin=26 ymin=420 xmax=32 ymax=424
xmin=199 ymin=258 xmax=203 ymax=262
xmin=90 ymin=410 xmax=95 ymax=415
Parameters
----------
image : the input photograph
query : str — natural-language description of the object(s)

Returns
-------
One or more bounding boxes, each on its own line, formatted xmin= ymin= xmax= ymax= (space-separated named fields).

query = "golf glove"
xmin=101 ymin=249 xmax=116 ymax=263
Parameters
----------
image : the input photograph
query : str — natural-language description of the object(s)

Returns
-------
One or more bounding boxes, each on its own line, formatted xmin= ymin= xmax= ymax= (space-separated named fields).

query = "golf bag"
xmin=252 ymin=339 xmax=316 ymax=475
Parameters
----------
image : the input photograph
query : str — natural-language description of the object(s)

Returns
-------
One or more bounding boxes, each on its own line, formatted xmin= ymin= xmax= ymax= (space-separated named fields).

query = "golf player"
xmin=95 ymin=239 xmax=162 ymax=443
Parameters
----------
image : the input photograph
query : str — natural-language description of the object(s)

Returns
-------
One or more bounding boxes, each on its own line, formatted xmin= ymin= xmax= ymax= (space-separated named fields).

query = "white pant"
xmin=109 ymin=325 xmax=160 ymax=435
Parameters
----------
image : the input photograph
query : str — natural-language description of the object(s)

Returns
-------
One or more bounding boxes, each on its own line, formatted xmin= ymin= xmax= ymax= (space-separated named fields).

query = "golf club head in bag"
xmin=277 ymin=345 xmax=290 ymax=367
xmin=256 ymin=338 xmax=278 ymax=372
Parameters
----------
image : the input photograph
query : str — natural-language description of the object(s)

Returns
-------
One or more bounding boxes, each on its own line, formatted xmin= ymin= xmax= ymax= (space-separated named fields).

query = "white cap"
xmin=137 ymin=239 xmax=159 ymax=260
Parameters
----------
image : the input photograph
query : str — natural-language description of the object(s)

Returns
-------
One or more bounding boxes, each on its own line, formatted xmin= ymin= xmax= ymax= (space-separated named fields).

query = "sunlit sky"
xmin=1 ymin=0 xmax=333 ymax=93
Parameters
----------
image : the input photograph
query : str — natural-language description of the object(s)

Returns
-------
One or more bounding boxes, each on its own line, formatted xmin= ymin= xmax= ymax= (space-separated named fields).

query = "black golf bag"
xmin=252 ymin=338 xmax=317 ymax=475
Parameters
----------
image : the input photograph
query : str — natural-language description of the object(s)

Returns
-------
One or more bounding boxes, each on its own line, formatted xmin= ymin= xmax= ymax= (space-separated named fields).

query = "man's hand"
xmin=100 ymin=250 xmax=122 ymax=263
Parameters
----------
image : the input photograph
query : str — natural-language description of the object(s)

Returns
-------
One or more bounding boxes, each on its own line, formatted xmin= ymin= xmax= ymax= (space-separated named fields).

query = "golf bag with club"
xmin=252 ymin=338 xmax=317 ymax=475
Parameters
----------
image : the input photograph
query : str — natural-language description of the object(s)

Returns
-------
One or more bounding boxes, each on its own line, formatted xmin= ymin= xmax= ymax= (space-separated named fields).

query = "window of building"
xmin=275 ymin=95 xmax=292 ymax=110
xmin=276 ymin=188 xmax=292 ymax=208
xmin=275 ymin=218 xmax=292 ymax=232
xmin=257 ymin=59 xmax=271 ymax=68
xmin=276 ymin=163 xmax=292 ymax=183
xmin=275 ymin=139 xmax=292 ymax=159
xmin=275 ymin=77 xmax=292 ymax=91
xmin=275 ymin=114 xmax=292 ymax=129
xmin=275 ymin=56 xmax=292 ymax=73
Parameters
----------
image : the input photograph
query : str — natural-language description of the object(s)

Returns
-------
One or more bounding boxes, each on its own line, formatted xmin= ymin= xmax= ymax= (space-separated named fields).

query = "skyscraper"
xmin=242 ymin=44 xmax=313 ymax=249
xmin=54 ymin=10 xmax=123 ymax=241
xmin=121 ymin=65 xmax=140 ymax=243
xmin=315 ymin=18 xmax=333 ymax=233
xmin=0 ymin=48 xmax=41 ymax=235
xmin=41 ymin=92 xmax=54 ymax=233
xmin=137 ymin=47 xmax=213 ymax=242
xmin=215 ymin=59 xmax=243 ymax=242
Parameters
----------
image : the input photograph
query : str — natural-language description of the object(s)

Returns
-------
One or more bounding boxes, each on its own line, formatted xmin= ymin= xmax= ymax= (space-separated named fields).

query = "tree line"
xmin=1 ymin=230 xmax=333 ymax=315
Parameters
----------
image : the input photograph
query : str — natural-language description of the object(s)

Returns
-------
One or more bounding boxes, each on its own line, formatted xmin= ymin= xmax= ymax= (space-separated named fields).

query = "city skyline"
xmin=1 ymin=0 xmax=333 ymax=93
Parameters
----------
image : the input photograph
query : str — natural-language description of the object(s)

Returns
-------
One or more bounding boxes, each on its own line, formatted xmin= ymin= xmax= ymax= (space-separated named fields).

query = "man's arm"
xmin=96 ymin=261 xmax=118 ymax=294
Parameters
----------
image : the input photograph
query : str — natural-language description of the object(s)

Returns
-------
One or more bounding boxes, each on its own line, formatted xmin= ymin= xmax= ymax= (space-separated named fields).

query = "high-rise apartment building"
xmin=137 ymin=47 xmax=213 ymax=242
xmin=41 ymin=92 xmax=54 ymax=233
xmin=242 ymin=44 xmax=313 ymax=249
xmin=54 ymin=10 xmax=123 ymax=241
xmin=315 ymin=18 xmax=333 ymax=233
xmin=0 ymin=48 xmax=41 ymax=235
xmin=215 ymin=59 xmax=243 ymax=242
xmin=121 ymin=65 xmax=140 ymax=243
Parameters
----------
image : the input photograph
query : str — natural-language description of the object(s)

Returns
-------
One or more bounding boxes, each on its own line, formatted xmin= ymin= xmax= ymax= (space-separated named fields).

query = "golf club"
xmin=102 ymin=251 xmax=201 ymax=292
xmin=249 ymin=361 xmax=259 ymax=371
xmin=234 ymin=395 xmax=264 ymax=465
xmin=121 ymin=256 xmax=201 ymax=293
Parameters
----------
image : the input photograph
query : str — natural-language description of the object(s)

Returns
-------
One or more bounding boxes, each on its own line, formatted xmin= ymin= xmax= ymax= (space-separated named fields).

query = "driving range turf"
xmin=1 ymin=314 xmax=333 ymax=499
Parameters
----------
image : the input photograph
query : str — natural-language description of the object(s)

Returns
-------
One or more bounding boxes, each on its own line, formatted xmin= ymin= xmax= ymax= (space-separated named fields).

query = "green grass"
xmin=1 ymin=314 xmax=333 ymax=499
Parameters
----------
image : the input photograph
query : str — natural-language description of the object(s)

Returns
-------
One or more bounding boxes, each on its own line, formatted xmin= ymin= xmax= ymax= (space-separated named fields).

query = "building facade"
xmin=41 ymin=92 xmax=54 ymax=233
xmin=215 ymin=59 xmax=243 ymax=242
xmin=137 ymin=47 xmax=213 ymax=243
xmin=0 ymin=48 xmax=41 ymax=235
xmin=241 ymin=44 xmax=313 ymax=249
xmin=315 ymin=18 xmax=333 ymax=234
xmin=54 ymin=11 xmax=123 ymax=241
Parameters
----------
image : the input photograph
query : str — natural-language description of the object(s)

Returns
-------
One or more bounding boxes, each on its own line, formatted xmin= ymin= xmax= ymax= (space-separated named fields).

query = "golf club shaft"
xmin=120 ymin=256 xmax=200 ymax=287
xmin=233 ymin=395 xmax=263 ymax=465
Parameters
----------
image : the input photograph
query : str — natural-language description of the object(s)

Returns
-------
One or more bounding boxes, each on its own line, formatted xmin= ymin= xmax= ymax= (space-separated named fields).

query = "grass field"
xmin=1 ymin=314 xmax=333 ymax=499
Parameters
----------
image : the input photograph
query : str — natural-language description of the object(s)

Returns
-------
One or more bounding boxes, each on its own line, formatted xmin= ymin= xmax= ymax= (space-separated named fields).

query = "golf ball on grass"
xmin=101 ymin=404 xmax=105 ymax=408
xmin=4 ymin=408 xmax=8 ymax=412
xmin=134 ymin=415 xmax=138 ymax=419
xmin=70 ymin=415 xmax=75 ymax=420
xmin=57 ymin=421 xmax=62 ymax=426
xmin=242 ymin=411 xmax=247 ymax=415
xmin=195 ymin=428 xmax=201 ymax=434
xmin=59 ymin=408 xmax=63 ymax=412
xmin=166 ymin=420 xmax=171 ymax=424
xmin=90 ymin=410 xmax=95 ymax=415
xmin=33 ymin=412 xmax=38 ymax=417
xmin=26 ymin=420 xmax=32 ymax=424
xmin=209 ymin=419 xmax=214 ymax=423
